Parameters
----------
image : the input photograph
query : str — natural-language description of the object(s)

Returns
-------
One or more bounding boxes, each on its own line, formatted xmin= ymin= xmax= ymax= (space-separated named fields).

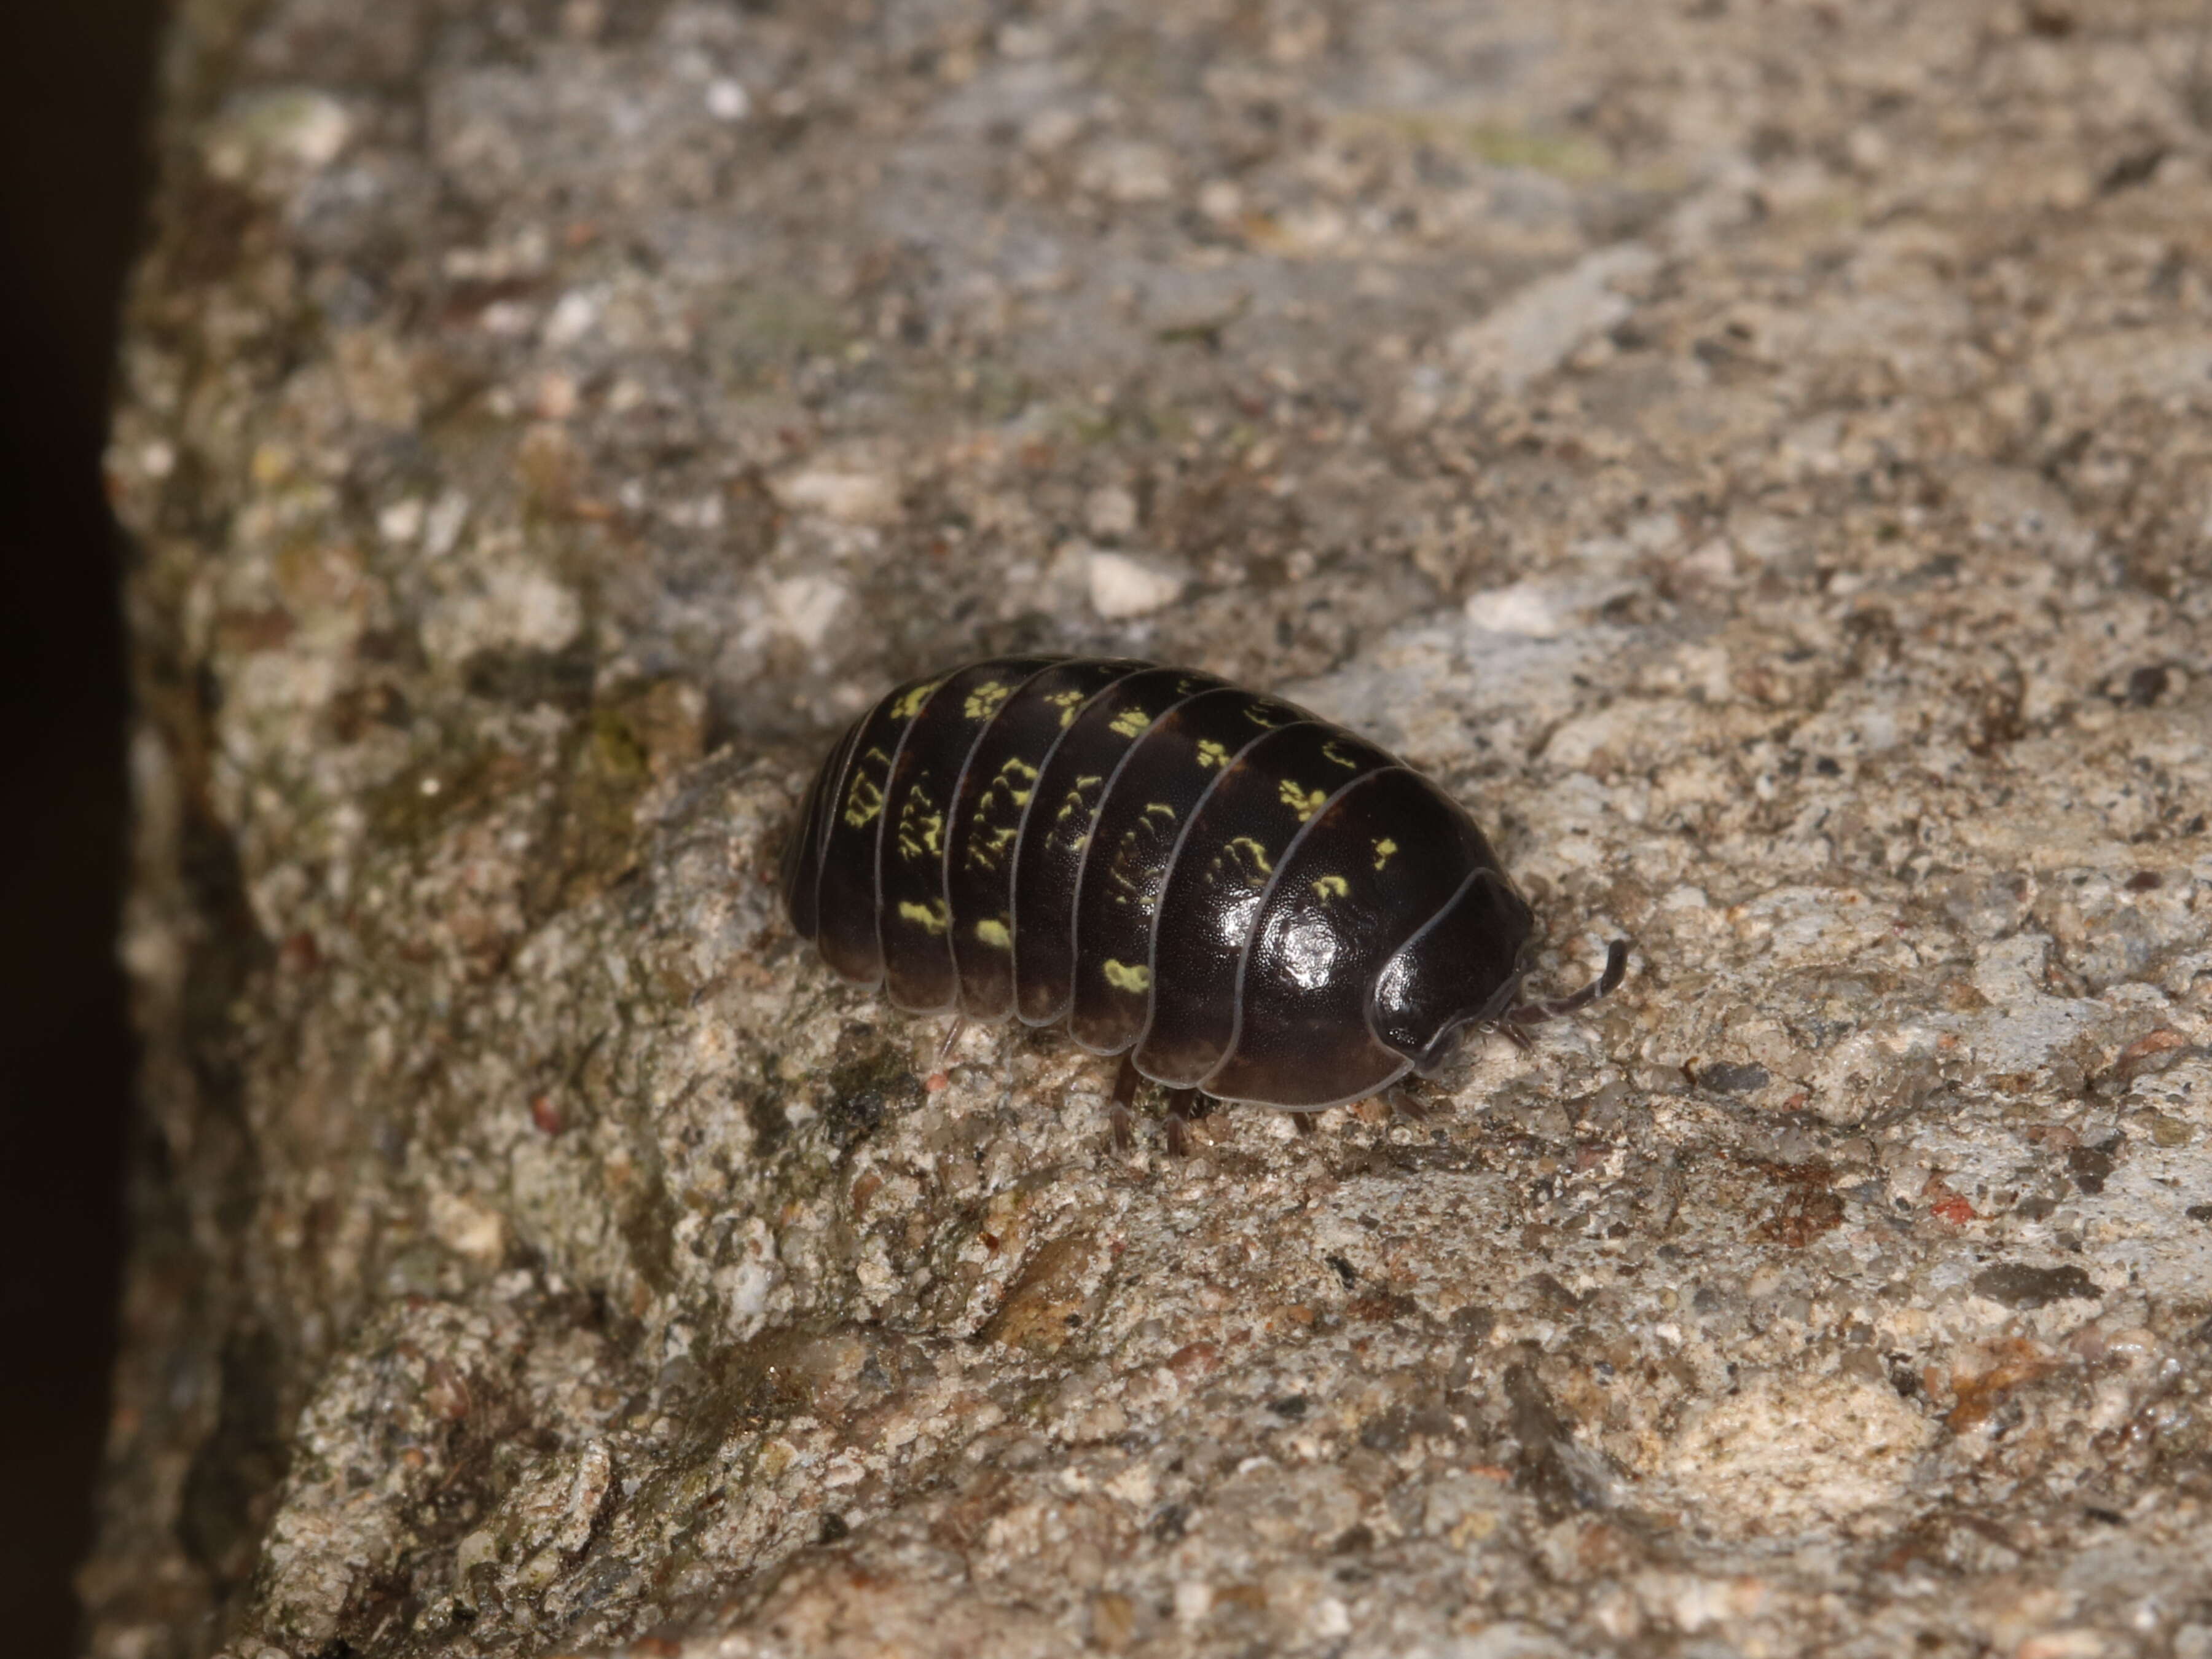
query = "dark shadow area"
xmin=0 ymin=2 xmax=165 ymax=1653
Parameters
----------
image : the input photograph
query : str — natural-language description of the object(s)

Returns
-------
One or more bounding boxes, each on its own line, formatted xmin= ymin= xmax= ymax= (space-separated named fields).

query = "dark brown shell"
xmin=780 ymin=657 xmax=1535 ymax=1109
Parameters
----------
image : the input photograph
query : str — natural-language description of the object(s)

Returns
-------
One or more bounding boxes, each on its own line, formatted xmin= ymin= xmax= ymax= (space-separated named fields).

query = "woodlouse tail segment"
xmin=1504 ymin=939 xmax=1631 ymax=1030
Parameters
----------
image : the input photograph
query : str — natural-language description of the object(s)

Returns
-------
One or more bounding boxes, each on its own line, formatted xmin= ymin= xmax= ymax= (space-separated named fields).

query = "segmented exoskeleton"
xmin=780 ymin=657 xmax=1625 ymax=1146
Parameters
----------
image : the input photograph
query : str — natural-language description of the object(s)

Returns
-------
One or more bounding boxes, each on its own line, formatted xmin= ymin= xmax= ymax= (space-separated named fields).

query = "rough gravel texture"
xmin=85 ymin=2 xmax=2212 ymax=1657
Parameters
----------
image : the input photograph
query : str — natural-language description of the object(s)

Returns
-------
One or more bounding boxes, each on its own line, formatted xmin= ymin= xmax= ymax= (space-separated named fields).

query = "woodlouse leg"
xmin=935 ymin=1016 xmax=968 ymax=1067
xmin=1113 ymin=1053 xmax=1142 ymax=1108
xmin=1108 ymin=1054 xmax=1141 ymax=1153
xmin=1292 ymin=1111 xmax=1318 ymax=1138
xmin=1498 ymin=1022 xmax=1534 ymax=1053
xmin=1505 ymin=939 xmax=1631 ymax=1029
xmin=1164 ymin=1088 xmax=1204 ymax=1158
xmin=1386 ymin=1084 xmax=1432 ymax=1122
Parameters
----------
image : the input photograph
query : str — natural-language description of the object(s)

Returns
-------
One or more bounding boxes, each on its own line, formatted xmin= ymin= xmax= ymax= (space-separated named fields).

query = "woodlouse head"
xmin=1368 ymin=869 xmax=1534 ymax=1075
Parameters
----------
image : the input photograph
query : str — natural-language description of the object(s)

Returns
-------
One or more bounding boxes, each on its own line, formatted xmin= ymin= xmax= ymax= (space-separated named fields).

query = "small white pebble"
xmin=705 ymin=77 xmax=751 ymax=121
xmin=774 ymin=466 xmax=900 ymax=525
xmin=428 ymin=1190 xmax=505 ymax=1260
xmin=1464 ymin=581 xmax=1567 ymax=638
xmin=423 ymin=491 xmax=470 ymax=557
xmin=1022 ymin=106 xmax=1083 ymax=155
xmin=1087 ymin=549 xmax=1185 ymax=619
xmin=259 ymin=88 xmax=351 ymax=169
xmin=378 ymin=497 xmax=424 ymax=543
xmin=479 ymin=299 xmax=538 ymax=337
xmin=1198 ymin=178 xmax=1243 ymax=221
xmin=1081 ymin=141 xmax=1175 ymax=204
xmin=453 ymin=1530 xmax=497 ymax=1577
xmin=768 ymin=575 xmax=847 ymax=649
xmin=543 ymin=289 xmax=602 ymax=348
xmin=1104 ymin=1462 xmax=1156 ymax=1508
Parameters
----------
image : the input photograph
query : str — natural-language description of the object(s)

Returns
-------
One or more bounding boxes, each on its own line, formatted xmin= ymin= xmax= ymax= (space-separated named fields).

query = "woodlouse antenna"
xmin=1504 ymin=939 xmax=1630 ymax=1029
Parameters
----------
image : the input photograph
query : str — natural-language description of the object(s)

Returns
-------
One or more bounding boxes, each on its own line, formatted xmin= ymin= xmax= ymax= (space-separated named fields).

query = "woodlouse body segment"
xmin=876 ymin=656 xmax=1058 ymax=1013
xmin=939 ymin=658 xmax=1144 ymax=1018
xmin=1131 ymin=719 xmax=1395 ymax=1092
xmin=783 ymin=656 xmax=1624 ymax=1113
xmin=1065 ymin=684 xmax=1303 ymax=1054
xmin=1010 ymin=665 xmax=1226 ymax=1027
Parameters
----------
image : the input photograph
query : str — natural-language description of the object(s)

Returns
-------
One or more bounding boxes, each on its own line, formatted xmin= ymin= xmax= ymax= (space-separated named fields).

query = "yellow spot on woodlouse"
xmin=1108 ymin=707 xmax=1153 ymax=738
xmin=1224 ymin=836 xmax=1273 ymax=878
xmin=1243 ymin=704 xmax=1292 ymax=728
xmin=1055 ymin=778 xmax=1102 ymax=824
xmin=890 ymin=681 xmax=941 ymax=719
xmin=895 ymin=803 xmax=943 ymax=861
xmin=898 ymin=899 xmax=949 ymax=934
xmin=1194 ymin=739 xmax=1230 ymax=769
xmin=1046 ymin=688 xmax=1088 ymax=726
xmin=841 ymin=748 xmax=891 ymax=826
xmin=1311 ymin=874 xmax=1350 ymax=902
xmin=842 ymin=785 xmax=883 ymax=828
xmin=1102 ymin=959 xmax=1151 ymax=993
xmin=991 ymin=756 xmax=1038 ymax=807
xmin=1107 ymin=837 xmax=1153 ymax=898
xmin=1279 ymin=779 xmax=1328 ymax=820
xmin=974 ymin=917 xmax=1012 ymax=949
xmin=1321 ymin=739 xmax=1361 ymax=769
xmin=1373 ymin=837 xmax=1398 ymax=870
xmin=963 ymin=680 xmax=1012 ymax=720
xmin=967 ymin=825 xmax=1018 ymax=870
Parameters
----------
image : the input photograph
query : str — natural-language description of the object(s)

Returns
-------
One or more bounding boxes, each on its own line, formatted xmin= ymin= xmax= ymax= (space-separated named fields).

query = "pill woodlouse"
xmin=780 ymin=657 xmax=1626 ymax=1143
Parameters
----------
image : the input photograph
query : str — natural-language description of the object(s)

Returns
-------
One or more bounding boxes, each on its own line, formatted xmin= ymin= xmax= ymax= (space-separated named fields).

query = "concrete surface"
xmin=83 ymin=1 xmax=2212 ymax=1655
